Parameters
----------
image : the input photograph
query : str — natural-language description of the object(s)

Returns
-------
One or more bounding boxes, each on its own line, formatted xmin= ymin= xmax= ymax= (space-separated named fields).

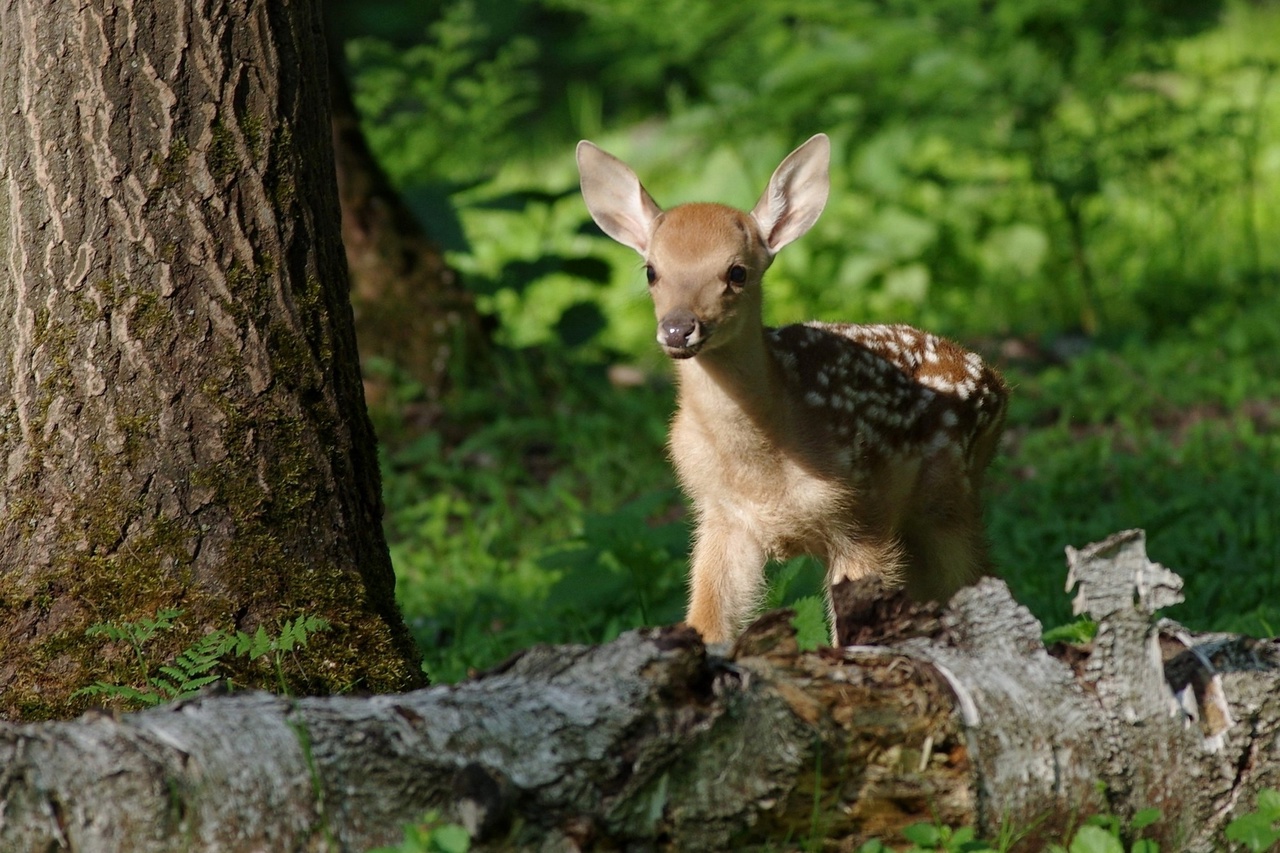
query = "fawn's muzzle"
xmin=658 ymin=309 xmax=703 ymax=356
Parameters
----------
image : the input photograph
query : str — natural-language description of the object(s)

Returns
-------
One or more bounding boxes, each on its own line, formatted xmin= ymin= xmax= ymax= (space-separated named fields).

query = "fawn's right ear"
xmin=576 ymin=141 xmax=663 ymax=255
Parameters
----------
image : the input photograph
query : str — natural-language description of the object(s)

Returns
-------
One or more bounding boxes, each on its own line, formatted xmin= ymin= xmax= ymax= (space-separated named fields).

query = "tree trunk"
xmin=1 ymin=531 xmax=1276 ymax=851
xmin=327 ymin=32 xmax=487 ymax=407
xmin=0 ymin=0 xmax=424 ymax=721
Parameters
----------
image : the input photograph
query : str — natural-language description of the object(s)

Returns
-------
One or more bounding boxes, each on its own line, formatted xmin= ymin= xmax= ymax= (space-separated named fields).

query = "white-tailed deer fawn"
xmin=576 ymin=134 xmax=1008 ymax=644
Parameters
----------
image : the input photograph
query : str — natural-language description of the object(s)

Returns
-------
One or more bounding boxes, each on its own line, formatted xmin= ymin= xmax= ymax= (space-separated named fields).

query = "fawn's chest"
xmin=668 ymin=377 xmax=857 ymax=552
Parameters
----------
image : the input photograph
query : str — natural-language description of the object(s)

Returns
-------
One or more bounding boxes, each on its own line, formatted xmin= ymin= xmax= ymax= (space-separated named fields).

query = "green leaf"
xmin=177 ymin=674 xmax=220 ymax=694
xmin=174 ymin=652 xmax=220 ymax=677
xmin=300 ymin=615 xmax=330 ymax=635
xmin=84 ymin=623 xmax=124 ymax=640
xmin=1225 ymin=812 xmax=1280 ymax=853
xmin=1069 ymin=825 xmax=1124 ymax=853
xmin=248 ymin=626 xmax=272 ymax=659
xmin=70 ymin=682 xmax=112 ymax=699
xmin=560 ymin=256 xmax=613 ymax=284
xmin=1256 ymin=788 xmax=1280 ymax=820
xmin=1130 ymin=807 xmax=1161 ymax=831
xmin=275 ymin=615 xmax=327 ymax=651
xmin=902 ymin=822 xmax=943 ymax=847
xmin=117 ymin=685 xmax=165 ymax=706
xmin=277 ymin=622 xmax=298 ymax=652
xmin=430 ymin=823 xmax=471 ymax=853
xmin=149 ymin=676 xmax=183 ymax=699
xmin=789 ymin=596 xmax=829 ymax=652
xmin=1129 ymin=839 xmax=1159 ymax=853
xmin=1042 ymin=618 xmax=1098 ymax=645
xmin=766 ymin=557 xmax=826 ymax=608
xmin=158 ymin=665 xmax=189 ymax=683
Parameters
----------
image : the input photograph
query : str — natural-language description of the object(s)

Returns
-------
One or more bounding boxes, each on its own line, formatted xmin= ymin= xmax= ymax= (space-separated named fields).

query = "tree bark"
xmin=1 ymin=531 xmax=1276 ymax=851
xmin=0 ymin=0 xmax=424 ymax=721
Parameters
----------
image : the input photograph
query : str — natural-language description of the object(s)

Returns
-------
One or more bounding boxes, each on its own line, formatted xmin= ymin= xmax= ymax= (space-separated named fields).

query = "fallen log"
xmin=2 ymin=530 xmax=1278 ymax=851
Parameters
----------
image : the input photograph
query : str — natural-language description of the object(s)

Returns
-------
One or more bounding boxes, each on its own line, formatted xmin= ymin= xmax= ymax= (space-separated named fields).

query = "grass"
xmin=987 ymin=297 xmax=1280 ymax=632
xmin=374 ymin=351 xmax=679 ymax=681
xmin=380 ymin=285 xmax=1280 ymax=682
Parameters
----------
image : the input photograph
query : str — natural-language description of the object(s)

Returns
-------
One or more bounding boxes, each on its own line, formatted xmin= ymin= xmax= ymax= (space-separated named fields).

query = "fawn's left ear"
xmin=750 ymin=133 xmax=830 ymax=255
xmin=577 ymin=141 xmax=664 ymax=255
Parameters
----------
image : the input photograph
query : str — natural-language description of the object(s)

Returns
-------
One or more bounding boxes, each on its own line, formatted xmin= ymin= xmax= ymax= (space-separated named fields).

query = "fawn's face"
xmin=644 ymin=204 xmax=771 ymax=359
xmin=577 ymin=133 xmax=830 ymax=358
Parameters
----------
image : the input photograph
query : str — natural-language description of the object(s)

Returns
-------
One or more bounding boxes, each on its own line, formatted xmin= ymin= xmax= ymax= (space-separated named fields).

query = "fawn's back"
xmin=577 ymin=134 xmax=1008 ymax=643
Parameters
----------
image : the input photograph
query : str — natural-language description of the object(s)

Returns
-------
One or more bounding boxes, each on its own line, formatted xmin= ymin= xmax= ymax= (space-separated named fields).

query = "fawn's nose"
xmin=658 ymin=309 xmax=702 ymax=353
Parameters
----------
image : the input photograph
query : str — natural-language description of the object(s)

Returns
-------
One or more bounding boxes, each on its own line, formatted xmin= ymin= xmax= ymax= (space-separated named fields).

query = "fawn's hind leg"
xmin=825 ymin=535 xmax=907 ymax=645
xmin=899 ymin=471 xmax=991 ymax=604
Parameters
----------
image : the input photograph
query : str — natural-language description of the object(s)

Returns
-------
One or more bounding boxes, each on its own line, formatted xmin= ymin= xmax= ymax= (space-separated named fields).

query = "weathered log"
xmin=1 ymin=531 xmax=1278 ymax=851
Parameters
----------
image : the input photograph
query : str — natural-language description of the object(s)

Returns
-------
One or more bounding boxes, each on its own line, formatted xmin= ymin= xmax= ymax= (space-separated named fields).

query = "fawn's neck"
xmin=674 ymin=327 xmax=784 ymax=431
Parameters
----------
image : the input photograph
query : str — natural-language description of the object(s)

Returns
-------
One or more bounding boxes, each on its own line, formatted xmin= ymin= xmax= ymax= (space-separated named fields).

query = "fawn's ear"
xmin=577 ymin=141 xmax=663 ymax=255
xmin=750 ymin=133 xmax=830 ymax=254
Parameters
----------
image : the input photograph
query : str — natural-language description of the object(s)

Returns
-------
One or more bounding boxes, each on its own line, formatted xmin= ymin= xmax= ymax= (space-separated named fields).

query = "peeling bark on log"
xmin=2 ymin=531 xmax=1278 ymax=851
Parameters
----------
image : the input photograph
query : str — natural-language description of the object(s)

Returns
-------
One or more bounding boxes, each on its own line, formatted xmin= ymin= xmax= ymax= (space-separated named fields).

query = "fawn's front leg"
xmin=685 ymin=514 xmax=767 ymax=644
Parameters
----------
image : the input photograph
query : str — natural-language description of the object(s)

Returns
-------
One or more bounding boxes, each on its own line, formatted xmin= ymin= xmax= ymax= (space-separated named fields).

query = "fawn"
xmin=576 ymin=134 xmax=1008 ymax=644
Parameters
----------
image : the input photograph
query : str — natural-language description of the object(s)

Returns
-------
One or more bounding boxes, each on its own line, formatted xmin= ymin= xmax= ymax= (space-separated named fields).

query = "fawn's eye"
xmin=727 ymin=264 xmax=747 ymax=285
xmin=645 ymin=264 xmax=657 ymax=285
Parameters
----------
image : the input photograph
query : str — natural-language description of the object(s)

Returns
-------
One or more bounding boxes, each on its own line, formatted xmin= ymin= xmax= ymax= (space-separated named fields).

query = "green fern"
xmin=84 ymin=606 xmax=183 ymax=677
xmin=83 ymin=606 xmax=182 ymax=646
xmin=789 ymin=596 xmax=829 ymax=652
xmin=148 ymin=630 xmax=237 ymax=701
xmin=229 ymin=615 xmax=331 ymax=691
xmin=73 ymin=682 xmax=169 ymax=708
xmin=75 ymin=610 xmax=330 ymax=709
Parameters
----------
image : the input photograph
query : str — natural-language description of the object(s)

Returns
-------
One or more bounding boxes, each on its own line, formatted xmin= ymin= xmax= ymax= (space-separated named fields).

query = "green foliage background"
xmin=336 ymin=0 xmax=1280 ymax=681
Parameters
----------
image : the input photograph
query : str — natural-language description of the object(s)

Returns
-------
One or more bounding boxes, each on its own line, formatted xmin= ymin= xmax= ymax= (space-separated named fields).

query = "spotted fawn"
xmin=577 ymin=134 xmax=1008 ymax=643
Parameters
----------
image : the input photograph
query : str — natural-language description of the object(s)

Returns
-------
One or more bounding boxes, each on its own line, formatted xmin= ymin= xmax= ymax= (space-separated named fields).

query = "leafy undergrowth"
xmin=853 ymin=788 xmax=1280 ymax=852
xmin=988 ymin=298 xmax=1280 ymax=634
xmin=375 ymin=350 xmax=680 ymax=682
xmin=382 ymin=293 xmax=1280 ymax=682
xmin=370 ymin=789 xmax=1280 ymax=851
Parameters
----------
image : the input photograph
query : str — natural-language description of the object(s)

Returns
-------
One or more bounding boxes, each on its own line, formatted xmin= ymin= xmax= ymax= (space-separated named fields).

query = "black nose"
xmin=659 ymin=309 xmax=700 ymax=350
